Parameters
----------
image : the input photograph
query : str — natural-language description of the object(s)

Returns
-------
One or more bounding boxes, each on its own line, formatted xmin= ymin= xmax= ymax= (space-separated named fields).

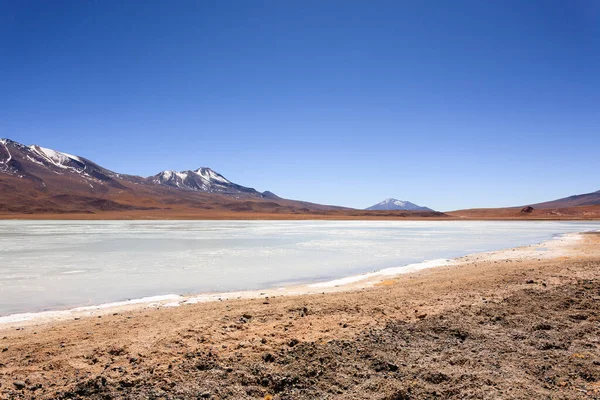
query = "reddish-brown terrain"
xmin=448 ymin=204 xmax=600 ymax=220
xmin=449 ymin=189 xmax=600 ymax=220
xmin=532 ymin=190 xmax=600 ymax=209
xmin=1 ymin=138 xmax=598 ymax=220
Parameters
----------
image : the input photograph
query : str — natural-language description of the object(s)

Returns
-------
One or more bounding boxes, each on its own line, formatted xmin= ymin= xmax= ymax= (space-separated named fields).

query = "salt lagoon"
xmin=1 ymin=220 xmax=599 ymax=316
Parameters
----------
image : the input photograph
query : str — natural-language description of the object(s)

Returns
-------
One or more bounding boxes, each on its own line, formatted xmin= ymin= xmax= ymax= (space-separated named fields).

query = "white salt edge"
xmin=308 ymin=258 xmax=452 ymax=288
xmin=0 ymin=294 xmax=183 ymax=324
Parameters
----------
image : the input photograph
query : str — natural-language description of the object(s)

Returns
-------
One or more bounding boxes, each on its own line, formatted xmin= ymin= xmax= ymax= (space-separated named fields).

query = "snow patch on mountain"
xmin=29 ymin=146 xmax=79 ymax=169
xmin=194 ymin=167 xmax=230 ymax=184
xmin=0 ymin=140 xmax=12 ymax=164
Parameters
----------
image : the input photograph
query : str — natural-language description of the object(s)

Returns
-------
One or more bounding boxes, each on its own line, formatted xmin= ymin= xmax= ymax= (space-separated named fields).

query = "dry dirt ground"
xmin=1 ymin=234 xmax=599 ymax=399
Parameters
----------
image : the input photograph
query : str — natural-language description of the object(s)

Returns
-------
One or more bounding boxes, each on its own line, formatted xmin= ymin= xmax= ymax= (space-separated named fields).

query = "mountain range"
xmin=0 ymin=138 xmax=598 ymax=219
xmin=0 ymin=139 xmax=274 ymax=197
xmin=0 ymin=138 xmax=340 ymax=215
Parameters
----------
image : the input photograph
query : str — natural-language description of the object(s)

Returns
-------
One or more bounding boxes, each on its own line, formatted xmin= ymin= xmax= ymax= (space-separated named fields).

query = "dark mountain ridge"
xmin=529 ymin=190 xmax=600 ymax=209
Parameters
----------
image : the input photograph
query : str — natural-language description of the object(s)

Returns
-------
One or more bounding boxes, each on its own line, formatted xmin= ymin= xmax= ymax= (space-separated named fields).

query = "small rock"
xmin=242 ymin=313 xmax=252 ymax=320
xmin=288 ymin=339 xmax=299 ymax=347
xmin=533 ymin=323 xmax=553 ymax=331
xmin=526 ymin=280 xmax=535 ymax=284
xmin=30 ymin=383 xmax=43 ymax=391
xmin=387 ymin=362 xmax=399 ymax=372
xmin=199 ymin=391 xmax=211 ymax=398
xmin=569 ymin=314 xmax=588 ymax=321
xmin=13 ymin=381 xmax=26 ymax=390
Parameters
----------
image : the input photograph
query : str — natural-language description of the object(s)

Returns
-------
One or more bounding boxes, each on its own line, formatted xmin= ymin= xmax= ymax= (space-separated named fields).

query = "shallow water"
xmin=0 ymin=220 xmax=598 ymax=316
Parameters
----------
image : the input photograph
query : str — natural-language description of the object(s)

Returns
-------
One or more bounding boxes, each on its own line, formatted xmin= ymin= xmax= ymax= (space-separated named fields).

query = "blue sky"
xmin=1 ymin=1 xmax=599 ymax=210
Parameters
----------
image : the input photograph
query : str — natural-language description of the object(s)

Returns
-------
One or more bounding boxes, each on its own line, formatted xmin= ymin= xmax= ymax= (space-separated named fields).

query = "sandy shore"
xmin=1 ymin=232 xmax=599 ymax=399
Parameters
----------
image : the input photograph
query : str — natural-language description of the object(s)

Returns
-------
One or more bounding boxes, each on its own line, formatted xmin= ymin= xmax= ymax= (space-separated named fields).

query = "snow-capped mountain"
xmin=0 ymin=138 xmax=127 ymax=186
xmin=151 ymin=167 xmax=270 ymax=197
xmin=366 ymin=198 xmax=433 ymax=211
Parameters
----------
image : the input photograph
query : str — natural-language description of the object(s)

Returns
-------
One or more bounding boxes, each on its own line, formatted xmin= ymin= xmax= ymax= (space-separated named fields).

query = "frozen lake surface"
xmin=1 ymin=220 xmax=599 ymax=316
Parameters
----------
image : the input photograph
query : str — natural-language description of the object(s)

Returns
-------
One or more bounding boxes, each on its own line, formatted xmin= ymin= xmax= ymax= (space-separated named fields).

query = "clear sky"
xmin=1 ymin=1 xmax=599 ymax=211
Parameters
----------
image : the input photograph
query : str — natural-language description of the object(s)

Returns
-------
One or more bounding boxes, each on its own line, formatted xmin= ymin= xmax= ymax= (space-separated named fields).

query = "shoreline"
xmin=0 ymin=231 xmax=588 ymax=329
xmin=2 ymin=214 xmax=600 ymax=220
xmin=1 ymin=232 xmax=599 ymax=398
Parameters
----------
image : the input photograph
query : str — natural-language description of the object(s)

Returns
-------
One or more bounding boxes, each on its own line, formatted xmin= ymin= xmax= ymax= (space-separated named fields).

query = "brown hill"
xmin=531 ymin=190 xmax=600 ymax=209
xmin=448 ymin=204 xmax=600 ymax=220
xmin=448 ymin=189 xmax=600 ymax=220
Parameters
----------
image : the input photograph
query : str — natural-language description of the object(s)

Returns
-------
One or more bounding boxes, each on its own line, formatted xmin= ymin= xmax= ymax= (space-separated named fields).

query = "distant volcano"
xmin=366 ymin=198 xmax=433 ymax=211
